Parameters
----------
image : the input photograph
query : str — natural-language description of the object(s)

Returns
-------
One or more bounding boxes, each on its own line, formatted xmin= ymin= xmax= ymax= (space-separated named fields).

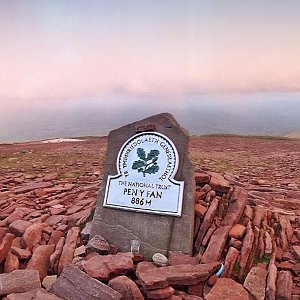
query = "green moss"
xmin=77 ymin=223 xmax=85 ymax=230
xmin=253 ymin=254 xmax=271 ymax=266
xmin=233 ymin=262 xmax=241 ymax=275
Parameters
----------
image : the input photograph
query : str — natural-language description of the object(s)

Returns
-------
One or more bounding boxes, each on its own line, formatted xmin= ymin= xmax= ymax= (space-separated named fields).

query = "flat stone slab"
xmin=276 ymin=270 xmax=293 ymax=300
xmin=91 ymin=113 xmax=195 ymax=259
xmin=86 ymin=234 xmax=110 ymax=255
xmin=222 ymin=186 xmax=248 ymax=226
xmin=8 ymin=220 xmax=32 ymax=236
xmin=201 ymin=226 xmax=231 ymax=263
xmin=13 ymin=181 xmax=53 ymax=194
xmin=108 ymin=276 xmax=144 ymax=300
xmin=243 ymin=267 xmax=267 ymax=300
xmin=206 ymin=278 xmax=250 ymax=300
xmin=49 ymin=264 xmax=123 ymax=300
xmin=81 ymin=252 xmax=134 ymax=281
xmin=6 ymin=288 xmax=62 ymax=300
xmin=0 ymin=269 xmax=41 ymax=296
xmin=208 ymin=172 xmax=230 ymax=193
xmin=136 ymin=261 xmax=220 ymax=290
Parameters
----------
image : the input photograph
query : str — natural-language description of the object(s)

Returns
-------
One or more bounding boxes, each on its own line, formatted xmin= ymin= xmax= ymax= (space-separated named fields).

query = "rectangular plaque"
xmin=103 ymin=132 xmax=184 ymax=216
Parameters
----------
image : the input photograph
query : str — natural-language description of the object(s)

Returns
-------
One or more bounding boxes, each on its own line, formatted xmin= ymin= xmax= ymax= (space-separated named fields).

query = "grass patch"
xmin=253 ymin=254 xmax=271 ymax=266
xmin=59 ymin=172 xmax=81 ymax=179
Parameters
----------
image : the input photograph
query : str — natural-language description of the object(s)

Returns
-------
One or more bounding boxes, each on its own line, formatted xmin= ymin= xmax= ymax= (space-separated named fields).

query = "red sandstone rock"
xmin=86 ymin=234 xmax=110 ymax=255
xmin=205 ymin=278 xmax=249 ymax=300
xmin=57 ymin=227 xmax=79 ymax=274
xmin=194 ymin=197 xmax=220 ymax=250
xmin=11 ymin=236 xmax=23 ymax=248
xmin=203 ymin=227 xmax=218 ymax=249
xmin=82 ymin=252 xmax=134 ymax=281
xmin=252 ymin=206 xmax=266 ymax=227
xmin=174 ymin=290 xmax=202 ymax=299
xmin=136 ymin=261 xmax=158 ymax=273
xmin=80 ymin=221 xmax=92 ymax=240
xmin=201 ymin=184 xmax=212 ymax=193
xmin=136 ymin=262 xmax=220 ymax=290
xmin=222 ymin=186 xmax=248 ymax=226
xmin=208 ymin=172 xmax=230 ymax=193
xmin=168 ymin=252 xmax=199 ymax=266
xmin=27 ymin=244 xmax=55 ymax=280
xmin=194 ymin=204 xmax=207 ymax=218
xmin=74 ymin=245 xmax=85 ymax=257
xmin=8 ymin=220 xmax=32 ymax=236
xmin=244 ymin=205 xmax=253 ymax=219
xmin=42 ymin=275 xmax=57 ymax=291
xmin=277 ymin=261 xmax=295 ymax=272
xmin=48 ymin=231 xmax=65 ymax=246
xmin=285 ymin=217 xmax=293 ymax=242
xmin=44 ymin=215 xmax=65 ymax=227
xmin=11 ymin=246 xmax=31 ymax=260
xmin=4 ymin=210 xmax=25 ymax=225
xmin=239 ymin=221 xmax=254 ymax=276
xmin=228 ymin=237 xmax=243 ymax=249
xmin=201 ymin=226 xmax=230 ymax=264
xmin=195 ymin=191 xmax=206 ymax=202
xmin=276 ymin=270 xmax=293 ymax=300
xmin=0 ymin=227 xmax=8 ymax=243
xmin=205 ymin=190 xmax=216 ymax=202
xmin=13 ymin=181 xmax=53 ymax=194
xmin=22 ymin=223 xmax=45 ymax=251
xmin=258 ymin=230 xmax=265 ymax=259
xmin=265 ymin=231 xmax=273 ymax=255
xmin=222 ymin=246 xmax=239 ymax=278
xmin=6 ymin=288 xmax=63 ymax=300
xmin=279 ymin=215 xmax=289 ymax=252
xmin=194 ymin=172 xmax=210 ymax=184
xmin=50 ymin=237 xmax=65 ymax=274
xmin=292 ymin=245 xmax=300 ymax=261
xmin=50 ymin=264 xmax=122 ymax=300
xmin=142 ymin=286 xmax=174 ymax=299
xmin=108 ymin=276 xmax=144 ymax=300
xmin=187 ymin=281 xmax=204 ymax=297
xmin=207 ymin=274 xmax=218 ymax=286
xmin=66 ymin=208 xmax=91 ymax=226
xmin=0 ymin=269 xmax=41 ymax=296
xmin=245 ymin=226 xmax=260 ymax=273
xmin=292 ymin=263 xmax=300 ymax=276
xmin=0 ymin=233 xmax=15 ymax=263
xmin=229 ymin=224 xmax=246 ymax=239
xmin=266 ymin=263 xmax=277 ymax=300
xmin=243 ymin=267 xmax=267 ymax=300
xmin=4 ymin=252 xmax=19 ymax=273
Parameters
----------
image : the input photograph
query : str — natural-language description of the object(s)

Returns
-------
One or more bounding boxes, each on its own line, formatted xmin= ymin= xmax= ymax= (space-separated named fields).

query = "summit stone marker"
xmin=91 ymin=113 xmax=195 ymax=259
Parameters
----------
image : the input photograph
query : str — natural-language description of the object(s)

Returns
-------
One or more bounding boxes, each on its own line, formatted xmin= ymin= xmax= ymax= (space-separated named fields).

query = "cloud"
xmin=1 ymin=0 xmax=300 ymax=102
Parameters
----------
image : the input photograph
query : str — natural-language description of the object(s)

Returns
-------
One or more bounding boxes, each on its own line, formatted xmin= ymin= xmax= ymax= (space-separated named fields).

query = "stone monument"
xmin=91 ymin=113 xmax=195 ymax=259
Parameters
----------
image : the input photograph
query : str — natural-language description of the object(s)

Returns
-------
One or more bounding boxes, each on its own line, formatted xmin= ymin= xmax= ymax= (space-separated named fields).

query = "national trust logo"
xmin=104 ymin=131 xmax=184 ymax=216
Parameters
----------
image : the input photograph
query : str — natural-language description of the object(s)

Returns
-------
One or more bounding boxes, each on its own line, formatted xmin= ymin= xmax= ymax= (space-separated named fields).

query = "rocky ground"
xmin=0 ymin=135 xmax=299 ymax=299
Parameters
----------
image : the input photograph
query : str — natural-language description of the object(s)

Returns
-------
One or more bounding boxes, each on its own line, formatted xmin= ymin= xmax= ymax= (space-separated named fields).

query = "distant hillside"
xmin=285 ymin=131 xmax=300 ymax=139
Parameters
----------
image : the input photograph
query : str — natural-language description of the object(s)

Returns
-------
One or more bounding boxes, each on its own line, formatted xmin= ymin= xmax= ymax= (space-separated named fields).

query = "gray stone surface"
xmin=91 ymin=113 xmax=195 ymax=259
xmin=49 ymin=264 xmax=122 ymax=300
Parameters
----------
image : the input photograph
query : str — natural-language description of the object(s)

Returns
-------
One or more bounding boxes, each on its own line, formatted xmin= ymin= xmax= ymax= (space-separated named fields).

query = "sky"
xmin=1 ymin=1 xmax=300 ymax=142
xmin=1 ymin=0 xmax=300 ymax=104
